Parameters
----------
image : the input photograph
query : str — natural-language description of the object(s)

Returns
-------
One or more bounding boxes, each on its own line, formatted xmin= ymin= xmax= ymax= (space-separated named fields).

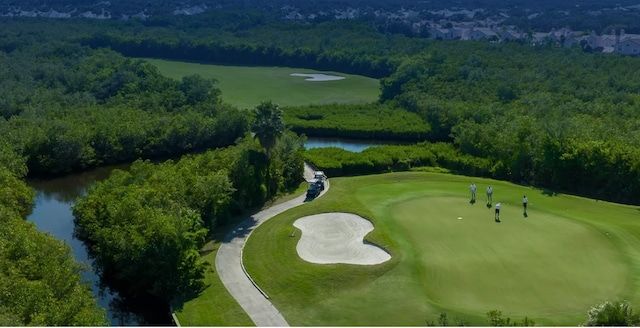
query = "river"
xmin=24 ymin=137 xmax=380 ymax=325
xmin=26 ymin=164 xmax=173 ymax=326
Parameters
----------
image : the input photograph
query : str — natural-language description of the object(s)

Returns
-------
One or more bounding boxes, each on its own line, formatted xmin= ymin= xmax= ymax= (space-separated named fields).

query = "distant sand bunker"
xmin=290 ymin=73 xmax=346 ymax=81
xmin=293 ymin=213 xmax=391 ymax=265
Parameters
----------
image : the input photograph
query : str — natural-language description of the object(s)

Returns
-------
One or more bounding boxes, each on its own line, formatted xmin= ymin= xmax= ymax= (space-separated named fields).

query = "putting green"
xmin=239 ymin=172 xmax=640 ymax=326
xmin=144 ymin=58 xmax=380 ymax=109
xmin=391 ymin=196 xmax=627 ymax=318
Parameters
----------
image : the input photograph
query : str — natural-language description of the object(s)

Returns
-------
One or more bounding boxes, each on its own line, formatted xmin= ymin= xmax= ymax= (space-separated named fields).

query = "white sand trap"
xmin=293 ymin=213 xmax=391 ymax=265
xmin=290 ymin=73 xmax=346 ymax=81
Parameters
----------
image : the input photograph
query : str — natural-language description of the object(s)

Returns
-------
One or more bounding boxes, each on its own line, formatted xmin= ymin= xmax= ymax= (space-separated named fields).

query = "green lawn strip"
xmin=243 ymin=176 xmax=415 ymax=326
xmin=243 ymin=171 xmax=640 ymax=326
xmin=173 ymin=182 xmax=307 ymax=326
xmin=144 ymin=58 xmax=380 ymax=109
xmin=172 ymin=232 xmax=254 ymax=326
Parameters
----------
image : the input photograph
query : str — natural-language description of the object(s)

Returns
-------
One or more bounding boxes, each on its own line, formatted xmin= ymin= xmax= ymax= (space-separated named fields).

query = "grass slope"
xmin=172 ymin=231 xmax=254 ymax=326
xmin=174 ymin=182 xmax=309 ymax=326
xmin=145 ymin=58 xmax=380 ymax=109
xmin=243 ymin=171 xmax=640 ymax=326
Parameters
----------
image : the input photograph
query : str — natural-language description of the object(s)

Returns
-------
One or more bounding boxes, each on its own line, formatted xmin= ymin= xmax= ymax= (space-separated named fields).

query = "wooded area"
xmin=0 ymin=165 xmax=108 ymax=325
xmin=2 ymin=11 xmax=640 ymax=322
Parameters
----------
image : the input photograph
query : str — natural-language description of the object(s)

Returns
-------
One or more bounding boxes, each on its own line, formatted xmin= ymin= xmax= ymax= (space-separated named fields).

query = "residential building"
xmin=468 ymin=27 xmax=498 ymax=41
xmin=615 ymin=39 xmax=640 ymax=55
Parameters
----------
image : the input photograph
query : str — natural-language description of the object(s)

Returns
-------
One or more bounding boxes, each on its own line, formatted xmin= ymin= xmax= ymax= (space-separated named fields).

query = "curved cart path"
xmin=215 ymin=164 xmax=327 ymax=327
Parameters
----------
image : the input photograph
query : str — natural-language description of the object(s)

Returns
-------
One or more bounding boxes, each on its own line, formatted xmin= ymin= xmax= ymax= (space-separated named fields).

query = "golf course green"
xmin=242 ymin=171 xmax=640 ymax=326
xmin=144 ymin=58 xmax=380 ymax=109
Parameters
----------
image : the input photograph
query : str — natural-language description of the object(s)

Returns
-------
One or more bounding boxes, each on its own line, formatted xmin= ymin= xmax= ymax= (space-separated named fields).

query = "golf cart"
xmin=313 ymin=171 xmax=327 ymax=190
xmin=306 ymin=180 xmax=322 ymax=198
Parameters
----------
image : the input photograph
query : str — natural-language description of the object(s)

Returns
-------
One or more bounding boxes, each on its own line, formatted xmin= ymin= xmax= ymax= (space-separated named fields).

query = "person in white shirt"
xmin=495 ymin=202 xmax=501 ymax=222
xmin=523 ymin=195 xmax=528 ymax=217
xmin=486 ymin=186 xmax=493 ymax=204
xmin=470 ymin=183 xmax=476 ymax=202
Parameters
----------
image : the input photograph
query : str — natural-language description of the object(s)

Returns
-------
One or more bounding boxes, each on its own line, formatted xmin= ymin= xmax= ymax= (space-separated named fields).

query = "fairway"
xmin=242 ymin=172 xmax=640 ymax=326
xmin=144 ymin=58 xmax=380 ymax=109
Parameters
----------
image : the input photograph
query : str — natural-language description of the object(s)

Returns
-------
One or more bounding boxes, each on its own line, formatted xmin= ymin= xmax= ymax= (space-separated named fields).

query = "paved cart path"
xmin=215 ymin=164 xmax=327 ymax=326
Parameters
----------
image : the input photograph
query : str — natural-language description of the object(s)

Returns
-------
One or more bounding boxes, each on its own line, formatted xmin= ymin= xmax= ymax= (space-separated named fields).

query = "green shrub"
xmin=304 ymin=142 xmax=491 ymax=178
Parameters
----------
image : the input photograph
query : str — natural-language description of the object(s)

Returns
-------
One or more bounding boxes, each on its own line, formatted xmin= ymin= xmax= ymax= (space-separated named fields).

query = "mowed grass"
xmin=243 ymin=171 xmax=640 ymax=326
xmin=144 ymin=58 xmax=380 ymax=109
xmin=173 ymin=182 xmax=308 ymax=326
xmin=172 ymin=228 xmax=254 ymax=326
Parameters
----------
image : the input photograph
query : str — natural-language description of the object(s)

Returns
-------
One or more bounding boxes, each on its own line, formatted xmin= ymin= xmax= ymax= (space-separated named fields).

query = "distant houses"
xmin=616 ymin=39 xmax=640 ymax=55
xmin=432 ymin=27 xmax=457 ymax=40
xmin=468 ymin=27 xmax=499 ymax=41
xmin=566 ymin=29 xmax=640 ymax=54
xmin=500 ymin=29 xmax=522 ymax=42
xmin=428 ymin=22 xmax=640 ymax=56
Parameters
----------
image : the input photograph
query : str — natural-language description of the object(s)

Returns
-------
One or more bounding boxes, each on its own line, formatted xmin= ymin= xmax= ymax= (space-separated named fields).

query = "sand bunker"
xmin=290 ymin=73 xmax=346 ymax=81
xmin=293 ymin=213 xmax=391 ymax=265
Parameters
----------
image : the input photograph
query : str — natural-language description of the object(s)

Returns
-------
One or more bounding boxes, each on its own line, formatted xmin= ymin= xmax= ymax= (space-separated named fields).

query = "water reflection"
xmin=304 ymin=137 xmax=403 ymax=152
xmin=28 ymin=164 xmax=129 ymax=203
xmin=26 ymin=164 xmax=173 ymax=326
xmin=23 ymin=138 xmax=385 ymax=325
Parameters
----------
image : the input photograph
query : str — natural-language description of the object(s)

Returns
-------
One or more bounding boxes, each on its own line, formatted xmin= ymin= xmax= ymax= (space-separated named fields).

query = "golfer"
xmin=523 ymin=195 xmax=528 ymax=216
xmin=495 ymin=202 xmax=501 ymax=222
xmin=487 ymin=186 xmax=493 ymax=204
xmin=470 ymin=183 xmax=476 ymax=201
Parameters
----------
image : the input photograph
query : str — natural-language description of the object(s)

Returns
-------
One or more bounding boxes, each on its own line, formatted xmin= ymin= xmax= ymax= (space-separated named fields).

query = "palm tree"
xmin=251 ymin=101 xmax=285 ymax=158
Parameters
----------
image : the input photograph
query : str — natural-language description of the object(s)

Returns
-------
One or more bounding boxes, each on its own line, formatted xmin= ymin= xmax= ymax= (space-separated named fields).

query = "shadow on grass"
xmin=198 ymin=243 xmax=217 ymax=257
xmin=541 ymin=189 xmax=560 ymax=197
xmin=171 ymin=282 xmax=211 ymax=314
xmin=171 ymin=214 xmax=261 ymax=313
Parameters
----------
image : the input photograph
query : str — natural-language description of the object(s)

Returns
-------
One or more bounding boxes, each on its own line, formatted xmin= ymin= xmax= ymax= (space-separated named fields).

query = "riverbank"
xmin=26 ymin=164 xmax=175 ymax=326
xmin=26 ymin=140 xmax=373 ymax=326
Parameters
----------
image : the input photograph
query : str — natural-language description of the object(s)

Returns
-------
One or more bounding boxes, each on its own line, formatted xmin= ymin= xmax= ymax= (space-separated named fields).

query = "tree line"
xmin=73 ymin=10 xmax=640 ymax=205
xmin=0 ymin=30 xmax=247 ymax=177
xmin=283 ymin=103 xmax=430 ymax=141
xmin=0 ymin=156 xmax=108 ymax=325
xmin=73 ymin=106 xmax=304 ymax=304
xmin=378 ymin=41 xmax=640 ymax=204
xmin=3 ymin=12 xmax=640 ymax=323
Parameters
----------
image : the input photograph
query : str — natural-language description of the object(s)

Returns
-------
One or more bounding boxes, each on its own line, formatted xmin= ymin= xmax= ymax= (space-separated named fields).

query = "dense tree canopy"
xmin=0 ymin=165 xmax=107 ymax=326
xmin=378 ymin=42 xmax=640 ymax=204
xmin=0 ymin=26 xmax=248 ymax=177
xmin=4 ymin=11 xmax=640 ymax=322
xmin=283 ymin=103 xmax=430 ymax=141
xmin=73 ymin=134 xmax=305 ymax=302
